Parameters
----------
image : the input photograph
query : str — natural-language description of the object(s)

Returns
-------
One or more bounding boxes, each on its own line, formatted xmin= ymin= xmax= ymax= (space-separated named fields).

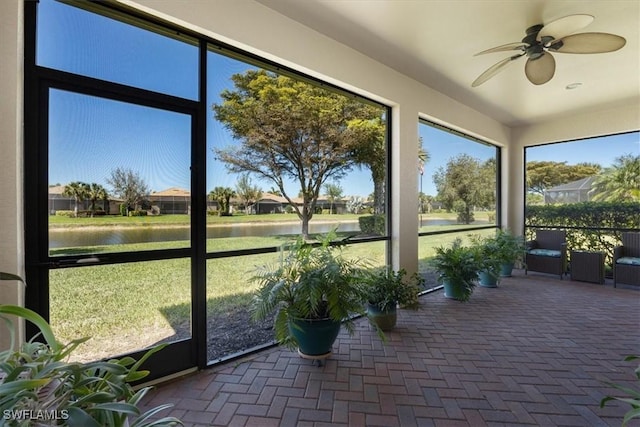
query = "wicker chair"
xmin=613 ymin=232 xmax=640 ymax=288
xmin=525 ymin=230 xmax=567 ymax=279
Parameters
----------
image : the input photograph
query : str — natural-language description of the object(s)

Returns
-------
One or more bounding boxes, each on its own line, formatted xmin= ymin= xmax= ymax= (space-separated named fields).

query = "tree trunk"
xmin=373 ymin=180 xmax=385 ymax=214
xmin=301 ymin=215 xmax=310 ymax=240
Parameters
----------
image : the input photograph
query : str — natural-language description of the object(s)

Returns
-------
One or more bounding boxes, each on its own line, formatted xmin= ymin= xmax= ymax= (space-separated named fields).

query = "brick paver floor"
xmin=140 ymin=270 xmax=639 ymax=426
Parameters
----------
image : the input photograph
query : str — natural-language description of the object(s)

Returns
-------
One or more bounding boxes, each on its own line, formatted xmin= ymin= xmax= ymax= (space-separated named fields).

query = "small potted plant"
xmin=431 ymin=238 xmax=480 ymax=301
xmin=250 ymin=231 xmax=370 ymax=363
xmin=493 ymin=229 xmax=526 ymax=277
xmin=364 ymin=268 xmax=424 ymax=331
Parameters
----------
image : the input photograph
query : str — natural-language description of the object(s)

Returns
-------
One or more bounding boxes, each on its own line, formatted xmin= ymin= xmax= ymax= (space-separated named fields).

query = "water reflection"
xmin=49 ymin=218 xmax=487 ymax=249
xmin=49 ymin=221 xmax=362 ymax=248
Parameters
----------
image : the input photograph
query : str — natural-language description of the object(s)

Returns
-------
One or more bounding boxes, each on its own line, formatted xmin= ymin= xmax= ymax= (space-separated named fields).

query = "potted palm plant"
xmin=250 ymin=231 xmax=370 ymax=363
xmin=431 ymin=238 xmax=480 ymax=301
xmin=364 ymin=268 xmax=423 ymax=331
xmin=471 ymin=234 xmax=504 ymax=287
xmin=0 ymin=272 xmax=182 ymax=426
xmin=493 ymin=229 xmax=526 ymax=277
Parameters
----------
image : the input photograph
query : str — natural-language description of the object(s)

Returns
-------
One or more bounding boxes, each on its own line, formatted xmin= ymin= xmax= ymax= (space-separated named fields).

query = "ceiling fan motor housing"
xmin=523 ymin=24 xmax=546 ymax=59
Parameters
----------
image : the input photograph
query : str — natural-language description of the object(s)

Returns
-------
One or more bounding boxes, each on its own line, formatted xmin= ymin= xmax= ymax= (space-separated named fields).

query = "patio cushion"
xmin=528 ymin=248 xmax=561 ymax=257
xmin=616 ymin=257 xmax=640 ymax=266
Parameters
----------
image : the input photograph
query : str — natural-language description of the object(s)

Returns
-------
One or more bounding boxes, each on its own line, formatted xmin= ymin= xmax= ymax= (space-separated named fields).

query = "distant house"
xmin=48 ymin=185 xmax=75 ymax=214
xmin=48 ymin=185 xmax=120 ymax=215
xmin=248 ymin=193 xmax=289 ymax=214
xmin=316 ymin=196 xmax=349 ymax=214
xmin=149 ymin=187 xmax=191 ymax=214
xmin=544 ymin=176 xmax=597 ymax=204
xmin=247 ymin=193 xmax=351 ymax=214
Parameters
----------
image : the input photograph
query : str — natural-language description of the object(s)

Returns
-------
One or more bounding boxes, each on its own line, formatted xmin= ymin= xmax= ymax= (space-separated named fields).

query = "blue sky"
xmin=42 ymin=0 xmax=639 ymax=199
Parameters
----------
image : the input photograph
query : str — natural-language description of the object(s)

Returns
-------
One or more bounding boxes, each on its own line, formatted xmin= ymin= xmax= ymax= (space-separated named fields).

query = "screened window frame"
xmin=417 ymin=118 xmax=502 ymax=238
xmin=24 ymin=0 xmax=393 ymax=372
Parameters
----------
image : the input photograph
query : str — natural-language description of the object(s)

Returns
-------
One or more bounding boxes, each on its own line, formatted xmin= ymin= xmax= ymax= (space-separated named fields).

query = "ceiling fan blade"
xmin=525 ymin=53 xmax=555 ymax=85
xmin=549 ymin=32 xmax=626 ymax=53
xmin=474 ymin=42 xmax=528 ymax=56
xmin=537 ymin=14 xmax=594 ymax=41
xmin=472 ymin=54 xmax=524 ymax=87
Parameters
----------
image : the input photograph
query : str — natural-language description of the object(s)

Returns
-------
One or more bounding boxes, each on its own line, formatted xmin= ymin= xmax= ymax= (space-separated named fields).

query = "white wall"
xmin=513 ymin=104 xmax=640 ymax=147
xmin=0 ymin=0 xmax=25 ymax=349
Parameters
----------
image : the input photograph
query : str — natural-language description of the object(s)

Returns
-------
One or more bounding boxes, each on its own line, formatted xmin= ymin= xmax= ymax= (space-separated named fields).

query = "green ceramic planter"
xmin=442 ymin=279 xmax=465 ymax=300
xmin=478 ymin=270 xmax=498 ymax=287
xmin=367 ymin=303 xmax=397 ymax=331
xmin=500 ymin=262 xmax=514 ymax=277
xmin=289 ymin=317 xmax=341 ymax=356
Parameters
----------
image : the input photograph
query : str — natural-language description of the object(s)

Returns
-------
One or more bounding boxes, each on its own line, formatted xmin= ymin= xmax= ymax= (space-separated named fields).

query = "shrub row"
xmin=54 ymin=209 xmax=106 ymax=217
xmin=358 ymin=214 xmax=386 ymax=236
xmin=525 ymin=202 xmax=640 ymax=268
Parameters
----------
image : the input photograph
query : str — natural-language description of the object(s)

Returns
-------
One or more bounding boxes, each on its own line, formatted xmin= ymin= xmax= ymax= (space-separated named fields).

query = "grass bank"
xmin=47 ymin=220 xmax=496 ymax=360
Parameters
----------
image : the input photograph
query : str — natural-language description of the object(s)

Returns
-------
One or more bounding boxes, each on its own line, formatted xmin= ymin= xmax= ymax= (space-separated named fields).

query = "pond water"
xmin=49 ymin=218 xmax=470 ymax=248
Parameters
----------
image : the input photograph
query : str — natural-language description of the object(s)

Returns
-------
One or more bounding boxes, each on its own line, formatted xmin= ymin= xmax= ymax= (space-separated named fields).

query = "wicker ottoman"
xmin=570 ymin=250 xmax=605 ymax=284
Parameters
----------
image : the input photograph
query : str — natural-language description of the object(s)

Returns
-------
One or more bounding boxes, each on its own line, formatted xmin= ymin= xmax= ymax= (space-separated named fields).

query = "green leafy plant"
xmin=250 ymin=231 xmax=371 ymax=349
xmin=494 ymin=229 xmax=526 ymax=265
xmin=431 ymin=238 xmax=480 ymax=302
xmin=364 ymin=268 xmax=423 ymax=312
xmin=0 ymin=272 xmax=182 ymax=427
xmin=600 ymin=355 xmax=640 ymax=426
xmin=470 ymin=234 xmax=503 ymax=280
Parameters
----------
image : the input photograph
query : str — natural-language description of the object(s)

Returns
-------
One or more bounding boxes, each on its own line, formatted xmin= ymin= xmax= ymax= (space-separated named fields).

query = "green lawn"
xmin=48 ymin=236 xmax=388 ymax=361
xmin=46 ymin=212 xmax=496 ymax=361
xmin=49 ymin=211 xmax=494 ymax=228
xmin=49 ymin=212 xmax=366 ymax=228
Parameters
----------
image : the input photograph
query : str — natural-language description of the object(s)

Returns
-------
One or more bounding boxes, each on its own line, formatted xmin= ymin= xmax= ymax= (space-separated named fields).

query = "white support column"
xmin=0 ymin=0 xmax=26 ymax=349
xmin=502 ymin=136 xmax=525 ymax=236
xmin=391 ymin=104 xmax=419 ymax=275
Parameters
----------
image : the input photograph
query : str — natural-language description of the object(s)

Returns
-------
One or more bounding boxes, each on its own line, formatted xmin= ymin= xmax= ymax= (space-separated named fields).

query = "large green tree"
xmin=212 ymin=70 xmax=381 ymax=238
xmin=345 ymin=114 xmax=386 ymax=214
xmin=107 ymin=167 xmax=149 ymax=213
xmin=589 ymin=154 xmax=640 ymax=202
xmin=433 ymin=154 xmax=495 ymax=224
xmin=526 ymin=161 xmax=601 ymax=195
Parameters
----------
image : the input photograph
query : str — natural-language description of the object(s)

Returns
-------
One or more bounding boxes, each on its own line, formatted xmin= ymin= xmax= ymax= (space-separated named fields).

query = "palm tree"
xmin=86 ymin=183 xmax=108 ymax=217
xmin=323 ymin=182 xmax=343 ymax=214
xmin=208 ymin=187 xmax=236 ymax=216
xmin=417 ymin=137 xmax=430 ymax=173
xmin=589 ymin=154 xmax=640 ymax=202
xmin=62 ymin=181 xmax=89 ymax=217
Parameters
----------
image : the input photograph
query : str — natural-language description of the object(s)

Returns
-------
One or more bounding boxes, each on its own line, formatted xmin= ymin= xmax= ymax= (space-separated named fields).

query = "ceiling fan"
xmin=472 ymin=14 xmax=626 ymax=87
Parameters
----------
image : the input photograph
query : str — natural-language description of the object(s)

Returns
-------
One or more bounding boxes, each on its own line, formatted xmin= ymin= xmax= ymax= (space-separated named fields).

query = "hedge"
xmin=358 ymin=214 xmax=386 ymax=236
xmin=525 ymin=202 xmax=640 ymax=271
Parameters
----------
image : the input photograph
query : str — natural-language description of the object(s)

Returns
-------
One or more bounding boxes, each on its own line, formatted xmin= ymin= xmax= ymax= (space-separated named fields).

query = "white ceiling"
xmin=256 ymin=0 xmax=640 ymax=127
